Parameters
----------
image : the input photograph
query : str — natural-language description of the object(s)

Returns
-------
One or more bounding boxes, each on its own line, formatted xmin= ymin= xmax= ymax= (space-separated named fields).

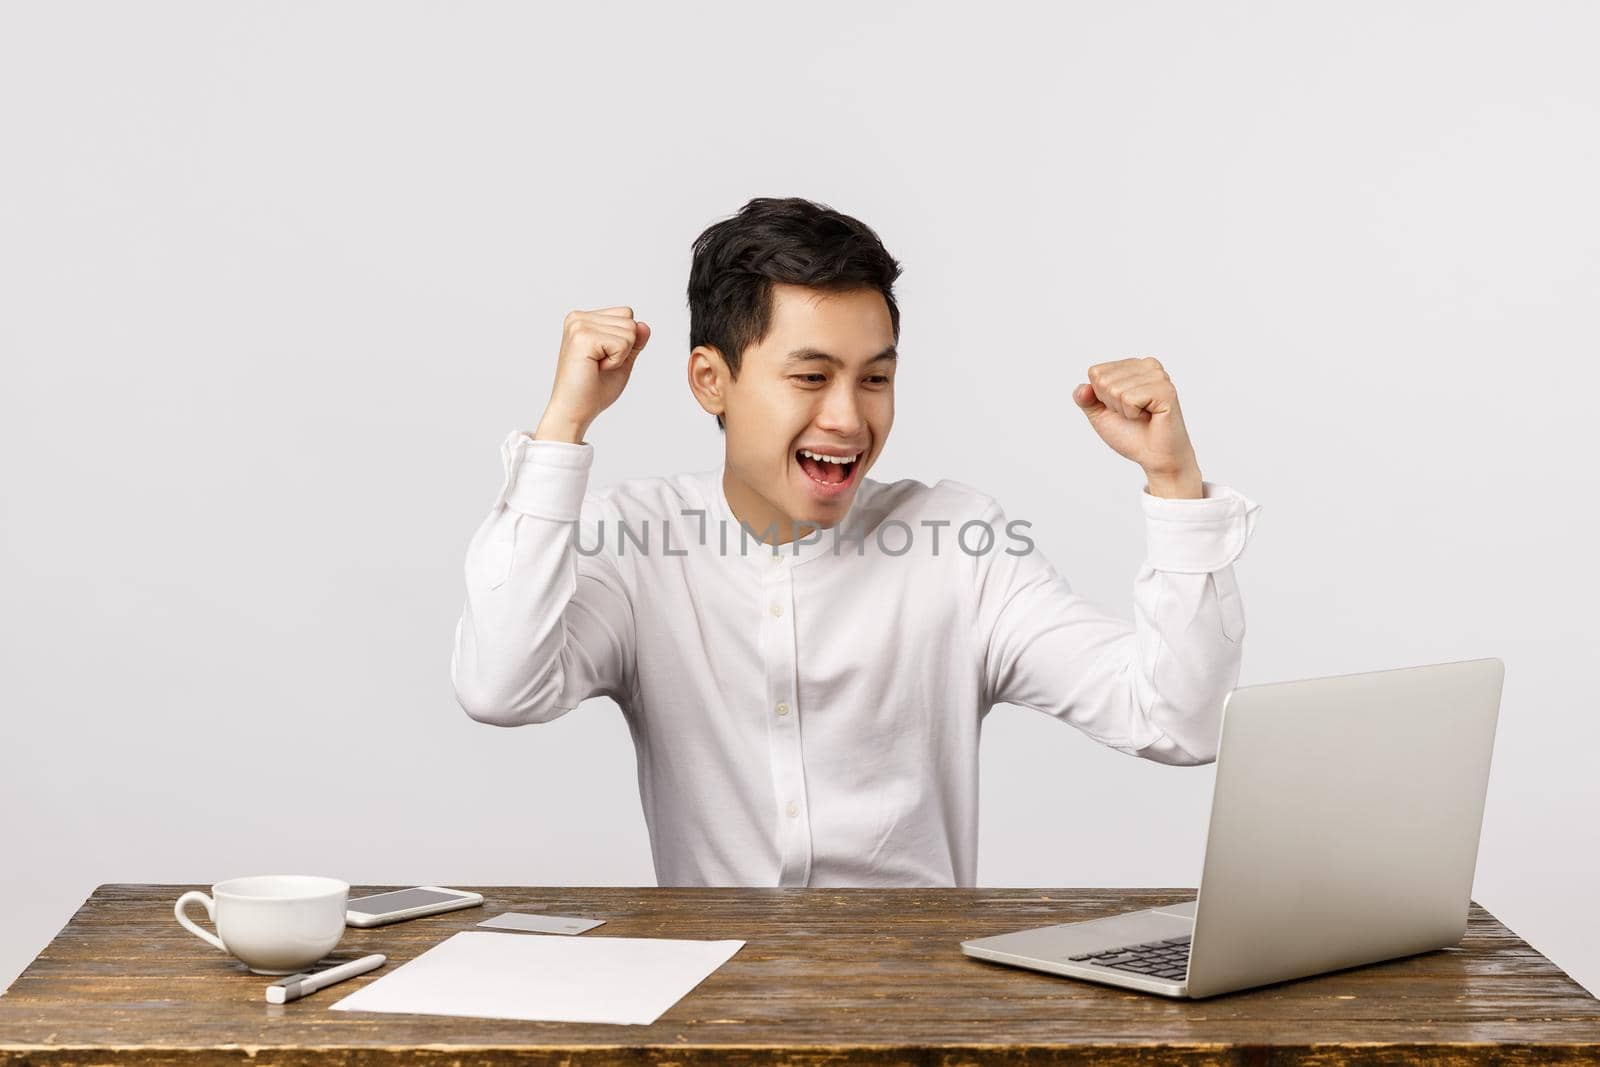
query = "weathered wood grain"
xmin=1 ymin=886 xmax=1596 ymax=1065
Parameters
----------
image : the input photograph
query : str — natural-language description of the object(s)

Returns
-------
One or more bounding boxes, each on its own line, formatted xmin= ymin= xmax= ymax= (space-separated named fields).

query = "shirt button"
xmin=786 ymin=801 xmax=799 ymax=818
xmin=768 ymin=553 xmax=783 ymax=565
xmin=775 ymin=702 xmax=789 ymax=716
xmin=769 ymin=602 xmax=784 ymax=617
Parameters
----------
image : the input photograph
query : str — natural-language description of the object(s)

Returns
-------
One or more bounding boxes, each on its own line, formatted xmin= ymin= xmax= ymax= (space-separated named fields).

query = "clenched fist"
xmin=1071 ymin=357 xmax=1204 ymax=499
xmin=533 ymin=306 xmax=652 ymax=443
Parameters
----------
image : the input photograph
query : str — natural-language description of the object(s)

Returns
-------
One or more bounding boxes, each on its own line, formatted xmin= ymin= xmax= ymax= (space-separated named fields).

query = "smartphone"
xmin=345 ymin=886 xmax=485 ymax=928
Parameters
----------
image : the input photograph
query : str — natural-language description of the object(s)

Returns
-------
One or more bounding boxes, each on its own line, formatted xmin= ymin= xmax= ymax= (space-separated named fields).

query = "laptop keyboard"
xmin=1068 ymin=935 xmax=1191 ymax=981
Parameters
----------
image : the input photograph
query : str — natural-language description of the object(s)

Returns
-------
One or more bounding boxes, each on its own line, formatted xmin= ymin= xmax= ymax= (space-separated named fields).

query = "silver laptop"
xmin=961 ymin=657 xmax=1504 ymax=998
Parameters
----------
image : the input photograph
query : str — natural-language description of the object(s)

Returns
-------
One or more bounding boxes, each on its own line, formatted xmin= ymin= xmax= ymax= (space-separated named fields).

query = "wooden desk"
xmin=2 ymin=885 xmax=1597 ymax=1064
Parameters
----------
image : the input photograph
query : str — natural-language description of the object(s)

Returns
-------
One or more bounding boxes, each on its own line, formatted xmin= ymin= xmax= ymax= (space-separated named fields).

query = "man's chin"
xmin=789 ymin=490 xmax=856 ymax=530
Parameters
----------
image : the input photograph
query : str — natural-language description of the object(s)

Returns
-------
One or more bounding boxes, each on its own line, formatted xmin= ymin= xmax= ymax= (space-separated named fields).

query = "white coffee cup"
xmin=175 ymin=875 xmax=349 ymax=974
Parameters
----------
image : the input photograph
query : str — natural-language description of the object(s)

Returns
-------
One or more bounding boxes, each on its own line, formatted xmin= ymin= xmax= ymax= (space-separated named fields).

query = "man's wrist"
xmin=532 ymin=409 xmax=592 ymax=444
xmin=1143 ymin=465 xmax=1205 ymax=499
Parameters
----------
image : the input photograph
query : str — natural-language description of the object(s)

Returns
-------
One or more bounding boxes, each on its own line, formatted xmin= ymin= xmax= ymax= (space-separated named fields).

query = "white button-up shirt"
xmin=451 ymin=431 xmax=1262 ymax=888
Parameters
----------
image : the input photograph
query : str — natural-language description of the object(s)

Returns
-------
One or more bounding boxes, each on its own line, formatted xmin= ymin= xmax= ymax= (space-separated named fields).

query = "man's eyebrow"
xmin=782 ymin=345 xmax=898 ymax=367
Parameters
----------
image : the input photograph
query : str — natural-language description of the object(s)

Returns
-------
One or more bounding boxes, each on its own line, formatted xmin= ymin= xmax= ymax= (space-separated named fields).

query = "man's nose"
xmin=815 ymin=384 xmax=866 ymax=435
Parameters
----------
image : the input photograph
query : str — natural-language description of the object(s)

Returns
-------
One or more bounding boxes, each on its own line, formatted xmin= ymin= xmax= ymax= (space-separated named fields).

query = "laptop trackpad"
xmin=1075 ymin=904 xmax=1195 ymax=946
xmin=965 ymin=902 xmax=1196 ymax=960
xmin=1152 ymin=899 xmax=1197 ymax=920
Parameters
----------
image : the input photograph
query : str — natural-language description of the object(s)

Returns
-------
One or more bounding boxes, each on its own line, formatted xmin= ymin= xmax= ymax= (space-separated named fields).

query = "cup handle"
xmin=174 ymin=891 xmax=226 ymax=952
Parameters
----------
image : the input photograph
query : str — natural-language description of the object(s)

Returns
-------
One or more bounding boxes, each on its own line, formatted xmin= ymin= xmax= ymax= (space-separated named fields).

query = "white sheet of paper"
xmin=329 ymin=930 xmax=744 ymax=1026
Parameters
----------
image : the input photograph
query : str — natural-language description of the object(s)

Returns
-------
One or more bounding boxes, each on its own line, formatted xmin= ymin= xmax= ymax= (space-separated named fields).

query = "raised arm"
xmin=450 ymin=306 xmax=651 ymax=725
xmin=974 ymin=355 xmax=1261 ymax=763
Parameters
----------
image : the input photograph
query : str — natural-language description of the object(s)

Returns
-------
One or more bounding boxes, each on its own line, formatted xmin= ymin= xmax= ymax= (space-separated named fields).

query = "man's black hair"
xmin=687 ymin=196 xmax=903 ymax=430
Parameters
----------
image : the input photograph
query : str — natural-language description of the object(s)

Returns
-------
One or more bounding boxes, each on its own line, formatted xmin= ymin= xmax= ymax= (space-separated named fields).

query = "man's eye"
xmin=794 ymin=374 xmax=827 ymax=384
xmin=865 ymin=375 xmax=891 ymax=384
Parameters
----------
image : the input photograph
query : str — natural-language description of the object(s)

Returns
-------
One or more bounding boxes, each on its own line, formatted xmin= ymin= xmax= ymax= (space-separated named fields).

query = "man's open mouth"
xmin=796 ymin=448 xmax=861 ymax=486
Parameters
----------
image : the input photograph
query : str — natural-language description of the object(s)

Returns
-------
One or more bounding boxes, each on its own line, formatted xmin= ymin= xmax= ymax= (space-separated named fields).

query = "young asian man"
xmin=450 ymin=196 xmax=1261 ymax=887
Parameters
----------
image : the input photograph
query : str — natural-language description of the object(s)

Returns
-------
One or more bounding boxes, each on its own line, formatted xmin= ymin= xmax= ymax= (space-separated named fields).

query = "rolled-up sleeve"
xmin=976 ymin=481 xmax=1262 ymax=765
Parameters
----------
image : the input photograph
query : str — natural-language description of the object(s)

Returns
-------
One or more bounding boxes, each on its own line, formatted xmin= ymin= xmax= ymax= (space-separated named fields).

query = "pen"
xmin=265 ymin=953 xmax=386 ymax=1003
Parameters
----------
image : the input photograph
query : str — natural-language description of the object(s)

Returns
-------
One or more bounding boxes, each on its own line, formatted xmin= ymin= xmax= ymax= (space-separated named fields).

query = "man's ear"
xmin=688 ymin=345 xmax=729 ymax=420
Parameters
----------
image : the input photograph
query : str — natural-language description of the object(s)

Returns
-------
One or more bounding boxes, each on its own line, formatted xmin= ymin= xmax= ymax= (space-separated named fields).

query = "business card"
xmin=477 ymin=912 xmax=606 ymax=935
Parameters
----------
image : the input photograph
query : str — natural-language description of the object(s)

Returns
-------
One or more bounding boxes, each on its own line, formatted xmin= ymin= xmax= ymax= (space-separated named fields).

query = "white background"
xmin=3 ymin=2 xmax=1596 ymax=998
